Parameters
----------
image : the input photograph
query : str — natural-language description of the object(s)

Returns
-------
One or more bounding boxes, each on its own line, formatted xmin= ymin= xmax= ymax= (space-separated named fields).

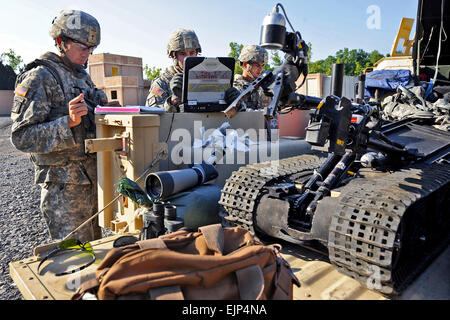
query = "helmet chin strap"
xmin=57 ymin=39 xmax=87 ymax=72
xmin=171 ymin=55 xmax=183 ymax=73
xmin=174 ymin=60 xmax=183 ymax=72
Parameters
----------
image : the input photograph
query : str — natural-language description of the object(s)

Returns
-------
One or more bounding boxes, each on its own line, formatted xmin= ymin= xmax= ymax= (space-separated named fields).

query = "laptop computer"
xmin=180 ymin=57 xmax=235 ymax=112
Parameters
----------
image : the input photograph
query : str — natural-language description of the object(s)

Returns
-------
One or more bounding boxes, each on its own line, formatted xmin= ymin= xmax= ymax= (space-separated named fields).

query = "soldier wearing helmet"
xmin=145 ymin=29 xmax=241 ymax=112
xmin=233 ymin=45 xmax=271 ymax=111
xmin=145 ymin=29 xmax=201 ymax=112
xmin=10 ymin=10 xmax=116 ymax=242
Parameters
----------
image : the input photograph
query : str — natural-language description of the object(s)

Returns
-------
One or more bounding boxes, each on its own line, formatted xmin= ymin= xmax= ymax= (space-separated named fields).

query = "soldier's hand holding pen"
xmin=68 ymin=94 xmax=88 ymax=128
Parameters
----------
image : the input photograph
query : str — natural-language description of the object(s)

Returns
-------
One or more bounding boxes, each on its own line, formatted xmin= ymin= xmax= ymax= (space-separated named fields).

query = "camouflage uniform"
xmin=235 ymin=45 xmax=271 ymax=111
xmin=145 ymin=29 xmax=201 ymax=112
xmin=10 ymin=10 xmax=106 ymax=242
xmin=235 ymin=45 xmax=277 ymax=128
xmin=145 ymin=66 xmax=180 ymax=112
xmin=233 ymin=74 xmax=271 ymax=110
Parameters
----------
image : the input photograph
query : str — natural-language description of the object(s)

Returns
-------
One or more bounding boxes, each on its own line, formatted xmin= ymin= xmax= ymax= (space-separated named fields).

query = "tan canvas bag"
xmin=72 ymin=224 xmax=300 ymax=300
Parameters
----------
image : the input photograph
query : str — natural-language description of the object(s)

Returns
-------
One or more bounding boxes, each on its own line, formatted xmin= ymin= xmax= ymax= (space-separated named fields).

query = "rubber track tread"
xmin=219 ymin=154 xmax=325 ymax=235
xmin=327 ymin=162 xmax=450 ymax=295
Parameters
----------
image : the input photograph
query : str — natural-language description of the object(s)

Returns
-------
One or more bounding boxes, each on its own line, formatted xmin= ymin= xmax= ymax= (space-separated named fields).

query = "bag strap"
xmin=271 ymin=245 xmax=301 ymax=300
xmin=136 ymin=238 xmax=167 ymax=250
xmin=272 ymin=263 xmax=295 ymax=299
xmin=198 ymin=224 xmax=224 ymax=255
xmin=138 ymin=224 xmax=225 ymax=254
xmin=20 ymin=59 xmax=66 ymax=96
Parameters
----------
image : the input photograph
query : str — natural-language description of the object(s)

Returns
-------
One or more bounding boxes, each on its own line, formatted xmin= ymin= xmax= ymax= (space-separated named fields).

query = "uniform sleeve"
xmin=10 ymin=68 xmax=76 ymax=154
xmin=145 ymin=77 xmax=178 ymax=112
xmin=145 ymin=77 xmax=170 ymax=107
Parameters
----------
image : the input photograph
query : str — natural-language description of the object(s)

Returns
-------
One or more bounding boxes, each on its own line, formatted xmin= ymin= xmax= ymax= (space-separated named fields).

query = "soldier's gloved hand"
xmin=224 ymin=87 xmax=241 ymax=105
xmin=164 ymin=101 xmax=179 ymax=113
xmin=169 ymin=73 xmax=184 ymax=104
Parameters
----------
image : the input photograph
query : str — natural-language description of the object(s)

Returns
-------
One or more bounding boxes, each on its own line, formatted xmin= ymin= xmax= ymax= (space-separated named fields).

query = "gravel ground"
xmin=0 ymin=116 xmax=50 ymax=300
xmin=0 ymin=116 xmax=114 ymax=300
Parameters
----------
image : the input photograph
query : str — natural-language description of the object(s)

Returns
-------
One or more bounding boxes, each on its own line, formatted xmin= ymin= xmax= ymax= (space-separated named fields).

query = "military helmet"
xmin=166 ymin=29 xmax=202 ymax=57
xmin=238 ymin=45 xmax=268 ymax=65
xmin=49 ymin=10 xmax=101 ymax=47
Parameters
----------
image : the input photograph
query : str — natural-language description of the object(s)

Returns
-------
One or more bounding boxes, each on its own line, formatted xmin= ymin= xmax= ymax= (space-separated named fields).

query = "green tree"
xmin=307 ymin=42 xmax=313 ymax=61
xmin=263 ymin=51 xmax=284 ymax=72
xmin=228 ymin=42 xmax=286 ymax=74
xmin=1 ymin=49 xmax=24 ymax=74
xmin=309 ymin=55 xmax=337 ymax=75
xmin=270 ymin=51 xmax=283 ymax=67
xmin=308 ymin=48 xmax=385 ymax=76
xmin=143 ymin=64 xmax=162 ymax=80
xmin=369 ymin=50 xmax=384 ymax=65
xmin=228 ymin=42 xmax=244 ymax=75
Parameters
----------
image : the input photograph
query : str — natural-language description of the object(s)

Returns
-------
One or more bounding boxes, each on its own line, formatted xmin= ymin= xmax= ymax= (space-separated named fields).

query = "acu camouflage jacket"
xmin=145 ymin=66 xmax=179 ymax=112
xmin=233 ymin=74 xmax=272 ymax=110
xmin=10 ymin=52 xmax=107 ymax=185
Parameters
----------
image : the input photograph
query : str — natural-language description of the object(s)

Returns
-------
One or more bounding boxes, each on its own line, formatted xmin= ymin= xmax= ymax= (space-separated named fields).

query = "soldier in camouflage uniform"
xmin=145 ymin=29 xmax=241 ymax=112
xmin=232 ymin=45 xmax=277 ymax=129
xmin=233 ymin=45 xmax=271 ymax=111
xmin=145 ymin=29 xmax=202 ymax=112
xmin=10 ymin=10 xmax=111 ymax=242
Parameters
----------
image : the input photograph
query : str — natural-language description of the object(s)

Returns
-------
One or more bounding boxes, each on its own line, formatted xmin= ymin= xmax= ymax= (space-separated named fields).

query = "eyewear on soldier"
xmin=10 ymin=10 xmax=110 ymax=243
xmin=67 ymin=38 xmax=97 ymax=54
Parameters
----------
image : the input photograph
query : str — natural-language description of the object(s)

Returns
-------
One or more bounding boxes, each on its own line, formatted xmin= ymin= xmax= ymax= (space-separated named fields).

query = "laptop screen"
xmin=182 ymin=57 xmax=235 ymax=107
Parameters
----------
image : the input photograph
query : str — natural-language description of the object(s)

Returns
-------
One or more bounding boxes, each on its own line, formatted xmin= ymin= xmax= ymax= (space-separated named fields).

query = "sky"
xmin=0 ymin=0 xmax=419 ymax=71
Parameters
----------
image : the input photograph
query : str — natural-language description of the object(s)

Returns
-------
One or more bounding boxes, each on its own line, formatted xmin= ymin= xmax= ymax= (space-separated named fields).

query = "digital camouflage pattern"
xmin=145 ymin=66 xmax=180 ymax=112
xmin=40 ymin=169 xmax=100 ymax=242
xmin=10 ymin=51 xmax=106 ymax=241
xmin=381 ymin=86 xmax=450 ymax=132
xmin=233 ymin=74 xmax=271 ymax=110
xmin=145 ymin=29 xmax=201 ymax=112
xmin=49 ymin=10 xmax=101 ymax=47
xmin=166 ymin=29 xmax=201 ymax=57
xmin=238 ymin=45 xmax=268 ymax=65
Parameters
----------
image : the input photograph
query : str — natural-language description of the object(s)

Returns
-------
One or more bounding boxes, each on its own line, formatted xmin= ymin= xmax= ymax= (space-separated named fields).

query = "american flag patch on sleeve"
xmin=151 ymin=86 xmax=165 ymax=97
xmin=14 ymin=84 xmax=30 ymax=97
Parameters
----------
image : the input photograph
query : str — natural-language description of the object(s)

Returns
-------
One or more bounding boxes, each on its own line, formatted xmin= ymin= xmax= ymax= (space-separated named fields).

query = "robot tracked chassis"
xmin=220 ymin=2 xmax=450 ymax=295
